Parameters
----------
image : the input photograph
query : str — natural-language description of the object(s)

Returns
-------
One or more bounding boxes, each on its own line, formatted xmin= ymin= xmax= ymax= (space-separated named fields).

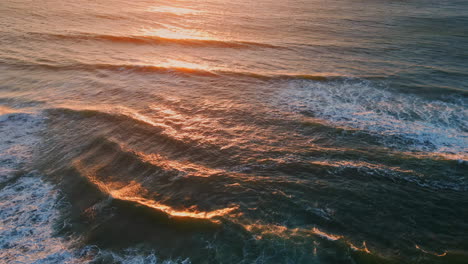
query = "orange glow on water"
xmin=148 ymin=6 xmax=201 ymax=15
xmin=141 ymin=27 xmax=213 ymax=41
xmin=112 ymin=138 xmax=225 ymax=178
xmin=309 ymin=228 xmax=372 ymax=254
xmin=349 ymin=241 xmax=371 ymax=254
xmin=242 ymin=224 xmax=372 ymax=254
xmin=123 ymin=190 xmax=233 ymax=220
xmin=310 ymin=227 xmax=343 ymax=241
xmin=415 ymin=245 xmax=447 ymax=257
xmin=243 ymin=223 xmax=292 ymax=240
xmin=73 ymin=160 xmax=238 ymax=221
xmin=158 ymin=59 xmax=215 ymax=72
xmin=0 ymin=106 xmax=18 ymax=115
xmin=403 ymin=151 xmax=468 ymax=163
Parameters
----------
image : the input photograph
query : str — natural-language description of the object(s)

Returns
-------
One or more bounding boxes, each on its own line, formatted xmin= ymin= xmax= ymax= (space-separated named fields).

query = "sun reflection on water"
xmin=141 ymin=26 xmax=214 ymax=41
xmin=148 ymin=6 xmax=201 ymax=15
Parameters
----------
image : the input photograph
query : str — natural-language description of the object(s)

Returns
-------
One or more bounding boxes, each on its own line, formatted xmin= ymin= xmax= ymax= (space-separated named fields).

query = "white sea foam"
xmin=279 ymin=80 xmax=468 ymax=159
xmin=0 ymin=111 xmax=78 ymax=263
xmin=0 ymin=112 xmax=44 ymax=183
xmin=0 ymin=173 xmax=78 ymax=263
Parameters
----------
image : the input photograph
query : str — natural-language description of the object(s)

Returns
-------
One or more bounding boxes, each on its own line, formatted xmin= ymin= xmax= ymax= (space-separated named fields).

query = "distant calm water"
xmin=0 ymin=0 xmax=467 ymax=263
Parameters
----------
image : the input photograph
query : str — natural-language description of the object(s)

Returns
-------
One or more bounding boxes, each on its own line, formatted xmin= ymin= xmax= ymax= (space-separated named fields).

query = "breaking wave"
xmin=280 ymin=79 xmax=468 ymax=160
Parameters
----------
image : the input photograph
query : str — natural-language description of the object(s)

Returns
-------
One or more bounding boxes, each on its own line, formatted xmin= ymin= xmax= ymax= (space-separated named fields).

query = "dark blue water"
xmin=0 ymin=0 xmax=467 ymax=263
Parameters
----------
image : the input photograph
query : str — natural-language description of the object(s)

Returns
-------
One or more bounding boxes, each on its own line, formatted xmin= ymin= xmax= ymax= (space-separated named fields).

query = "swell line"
xmin=26 ymin=31 xmax=285 ymax=49
xmin=5 ymin=60 xmax=349 ymax=82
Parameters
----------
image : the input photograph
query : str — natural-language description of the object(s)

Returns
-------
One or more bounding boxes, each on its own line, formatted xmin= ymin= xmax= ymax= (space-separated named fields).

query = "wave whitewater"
xmin=280 ymin=79 xmax=468 ymax=161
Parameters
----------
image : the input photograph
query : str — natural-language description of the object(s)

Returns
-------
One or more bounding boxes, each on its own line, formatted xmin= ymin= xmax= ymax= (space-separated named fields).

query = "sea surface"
xmin=0 ymin=0 xmax=467 ymax=263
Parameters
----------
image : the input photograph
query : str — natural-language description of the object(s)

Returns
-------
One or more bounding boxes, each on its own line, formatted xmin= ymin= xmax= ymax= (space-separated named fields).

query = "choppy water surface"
xmin=1 ymin=0 xmax=467 ymax=263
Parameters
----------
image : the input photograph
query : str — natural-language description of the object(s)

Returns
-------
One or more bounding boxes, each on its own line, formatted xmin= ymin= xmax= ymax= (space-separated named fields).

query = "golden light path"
xmin=158 ymin=59 xmax=215 ymax=72
xmin=141 ymin=26 xmax=214 ymax=41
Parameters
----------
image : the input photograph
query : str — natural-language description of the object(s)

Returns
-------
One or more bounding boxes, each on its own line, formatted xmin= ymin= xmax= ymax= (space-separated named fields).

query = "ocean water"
xmin=0 ymin=0 xmax=467 ymax=263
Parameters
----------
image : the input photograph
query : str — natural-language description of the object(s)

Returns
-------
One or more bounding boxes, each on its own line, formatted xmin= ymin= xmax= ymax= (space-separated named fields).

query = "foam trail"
xmin=280 ymin=79 xmax=468 ymax=160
